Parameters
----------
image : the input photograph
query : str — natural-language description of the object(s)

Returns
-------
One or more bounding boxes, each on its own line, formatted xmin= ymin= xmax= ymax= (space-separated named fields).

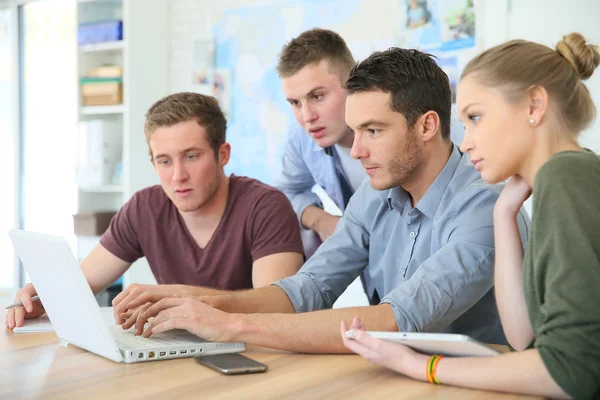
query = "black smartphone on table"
xmin=194 ymin=353 xmax=268 ymax=375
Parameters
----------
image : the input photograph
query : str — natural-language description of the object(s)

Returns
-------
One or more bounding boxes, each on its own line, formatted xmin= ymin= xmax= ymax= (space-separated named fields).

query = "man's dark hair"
xmin=346 ymin=48 xmax=451 ymax=140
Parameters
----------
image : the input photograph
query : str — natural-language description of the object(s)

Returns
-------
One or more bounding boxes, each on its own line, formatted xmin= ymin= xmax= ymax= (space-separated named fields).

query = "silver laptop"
xmin=9 ymin=229 xmax=246 ymax=363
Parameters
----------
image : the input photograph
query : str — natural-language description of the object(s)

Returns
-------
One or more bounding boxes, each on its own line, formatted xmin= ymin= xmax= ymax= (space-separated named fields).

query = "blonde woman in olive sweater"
xmin=341 ymin=32 xmax=600 ymax=399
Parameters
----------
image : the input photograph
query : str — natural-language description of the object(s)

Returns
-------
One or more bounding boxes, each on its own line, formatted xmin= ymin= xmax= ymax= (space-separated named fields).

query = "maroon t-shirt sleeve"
xmin=99 ymin=192 xmax=144 ymax=263
xmin=249 ymin=190 xmax=305 ymax=262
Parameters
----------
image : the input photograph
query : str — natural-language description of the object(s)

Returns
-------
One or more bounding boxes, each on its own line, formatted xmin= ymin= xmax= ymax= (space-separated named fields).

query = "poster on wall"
xmin=400 ymin=0 xmax=441 ymax=50
xmin=399 ymin=0 xmax=476 ymax=51
xmin=398 ymin=0 xmax=478 ymax=104
xmin=213 ymin=68 xmax=232 ymax=115
xmin=191 ymin=39 xmax=215 ymax=95
xmin=439 ymin=0 xmax=475 ymax=51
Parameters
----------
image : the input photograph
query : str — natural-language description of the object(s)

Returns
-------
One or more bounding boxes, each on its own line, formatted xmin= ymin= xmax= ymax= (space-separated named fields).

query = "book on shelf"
xmin=87 ymin=65 xmax=123 ymax=78
xmin=80 ymin=77 xmax=123 ymax=106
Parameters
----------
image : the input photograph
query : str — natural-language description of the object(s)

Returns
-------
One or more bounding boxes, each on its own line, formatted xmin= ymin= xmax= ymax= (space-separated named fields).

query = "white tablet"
xmin=359 ymin=331 xmax=500 ymax=357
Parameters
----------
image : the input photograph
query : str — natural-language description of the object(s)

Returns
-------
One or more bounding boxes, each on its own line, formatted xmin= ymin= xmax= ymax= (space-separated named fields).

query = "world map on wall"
xmin=213 ymin=0 xmax=368 ymax=184
xmin=213 ymin=0 xmax=475 ymax=184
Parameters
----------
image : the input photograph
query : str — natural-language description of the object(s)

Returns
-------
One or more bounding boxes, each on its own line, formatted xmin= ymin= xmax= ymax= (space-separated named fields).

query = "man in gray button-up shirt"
xmin=125 ymin=47 xmax=529 ymax=354
xmin=277 ymin=144 xmax=519 ymax=344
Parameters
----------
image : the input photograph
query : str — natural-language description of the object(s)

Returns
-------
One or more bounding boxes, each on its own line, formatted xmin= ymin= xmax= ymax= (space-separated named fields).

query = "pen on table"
xmin=5 ymin=295 xmax=40 ymax=310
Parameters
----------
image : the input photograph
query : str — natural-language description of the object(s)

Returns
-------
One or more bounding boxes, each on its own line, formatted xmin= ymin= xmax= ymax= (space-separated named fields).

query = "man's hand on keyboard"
xmin=136 ymin=297 xmax=234 ymax=343
xmin=112 ymin=284 xmax=193 ymax=324
xmin=120 ymin=301 xmax=155 ymax=333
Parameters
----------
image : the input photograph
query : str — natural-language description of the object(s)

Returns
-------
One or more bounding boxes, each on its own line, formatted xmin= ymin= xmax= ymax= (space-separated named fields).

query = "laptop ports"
xmin=180 ymin=350 xmax=188 ymax=355
xmin=148 ymin=351 xmax=157 ymax=360
xmin=137 ymin=352 xmax=145 ymax=360
xmin=169 ymin=350 xmax=177 ymax=356
xmin=159 ymin=351 xmax=167 ymax=358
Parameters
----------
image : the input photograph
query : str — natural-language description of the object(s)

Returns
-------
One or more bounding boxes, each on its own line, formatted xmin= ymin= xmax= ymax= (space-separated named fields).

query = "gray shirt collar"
xmin=386 ymin=144 xmax=461 ymax=220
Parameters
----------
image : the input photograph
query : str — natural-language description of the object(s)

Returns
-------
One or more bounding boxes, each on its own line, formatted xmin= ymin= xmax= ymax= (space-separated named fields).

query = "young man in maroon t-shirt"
xmin=6 ymin=92 xmax=304 ymax=330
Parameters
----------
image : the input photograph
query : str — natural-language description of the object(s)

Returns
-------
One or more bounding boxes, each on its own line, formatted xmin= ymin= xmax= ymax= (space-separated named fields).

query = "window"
xmin=20 ymin=1 xmax=77 ymax=250
xmin=0 ymin=1 xmax=77 ymax=290
xmin=0 ymin=7 xmax=17 ymax=289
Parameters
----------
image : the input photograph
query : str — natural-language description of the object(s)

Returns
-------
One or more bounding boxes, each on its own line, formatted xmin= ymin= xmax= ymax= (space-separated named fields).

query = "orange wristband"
xmin=431 ymin=354 xmax=443 ymax=384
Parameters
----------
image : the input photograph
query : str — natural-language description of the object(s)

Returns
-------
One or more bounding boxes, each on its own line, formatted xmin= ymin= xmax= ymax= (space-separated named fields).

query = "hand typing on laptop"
xmin=111 ymin=283 xmax=191 ymax=325
xmin=127 ymin=297 xmax=234 ymax=342
xmin=118 ymin=301 xmax=155 ymax=330
xmin=111 ymin=283 xmax=249 ymax=328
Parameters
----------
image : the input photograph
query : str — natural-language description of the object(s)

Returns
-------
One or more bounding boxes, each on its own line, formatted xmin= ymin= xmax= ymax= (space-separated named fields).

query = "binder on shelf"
xmin=76 ymin=119 xmax=122 ymax=189
xmin=77 ymin=20 xmax=123 ymax=46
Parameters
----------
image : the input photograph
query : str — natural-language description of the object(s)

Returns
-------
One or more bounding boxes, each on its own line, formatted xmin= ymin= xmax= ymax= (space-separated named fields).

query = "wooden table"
xmin=0 ymin=329 xmax=544 ymax=400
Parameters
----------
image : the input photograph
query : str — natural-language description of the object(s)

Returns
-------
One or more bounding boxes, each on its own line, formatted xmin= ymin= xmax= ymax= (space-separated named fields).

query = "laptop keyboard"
xmin=109 ymin=325 xmax=203 ymax=350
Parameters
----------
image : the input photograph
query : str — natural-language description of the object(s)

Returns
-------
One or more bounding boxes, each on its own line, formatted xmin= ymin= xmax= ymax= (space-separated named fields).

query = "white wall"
xmin=507 ymin=0 xmax=600 ymax=152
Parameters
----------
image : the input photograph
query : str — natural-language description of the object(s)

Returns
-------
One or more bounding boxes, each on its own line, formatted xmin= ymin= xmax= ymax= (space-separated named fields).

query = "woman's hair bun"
xmin=556 ymin=32 xmax=600 ymax=80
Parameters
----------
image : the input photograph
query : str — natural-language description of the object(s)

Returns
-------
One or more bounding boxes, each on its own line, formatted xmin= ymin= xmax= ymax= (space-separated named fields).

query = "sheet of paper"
xmin=12 ymin=314 xmax=54 ymax=333
xmin=13 ymin=307 xmax=116 ymax=333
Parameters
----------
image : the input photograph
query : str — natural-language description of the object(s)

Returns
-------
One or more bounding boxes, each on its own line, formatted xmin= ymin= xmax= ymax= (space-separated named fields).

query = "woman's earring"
xmin=529 ymin=119 xmax=536 ymax=126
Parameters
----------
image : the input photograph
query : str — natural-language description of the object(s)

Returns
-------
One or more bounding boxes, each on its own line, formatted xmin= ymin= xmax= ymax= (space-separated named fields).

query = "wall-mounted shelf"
xmin=79 ymin=185 xmax=123 ymax=193
xmin=81 ymin=104 xmax=125 ymax=115
xmin=79 ymin=40 xmax=125 ymax=53
xmin=75 ymin=0 xmax=168 ymax=289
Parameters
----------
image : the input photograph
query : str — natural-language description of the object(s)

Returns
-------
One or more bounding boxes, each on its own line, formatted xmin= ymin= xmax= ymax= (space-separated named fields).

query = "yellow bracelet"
xmin=427 ymin=354 xmax=438 ymax=383
xmin=431 ymin=354 xmax=444 ymax=384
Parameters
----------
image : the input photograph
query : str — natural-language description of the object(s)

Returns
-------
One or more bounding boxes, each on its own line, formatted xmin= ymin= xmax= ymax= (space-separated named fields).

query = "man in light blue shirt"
xmin=126 ymin=47 xmax=529 ymax=354
xmin=273 ymin=28 xmax=359 ymax=244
